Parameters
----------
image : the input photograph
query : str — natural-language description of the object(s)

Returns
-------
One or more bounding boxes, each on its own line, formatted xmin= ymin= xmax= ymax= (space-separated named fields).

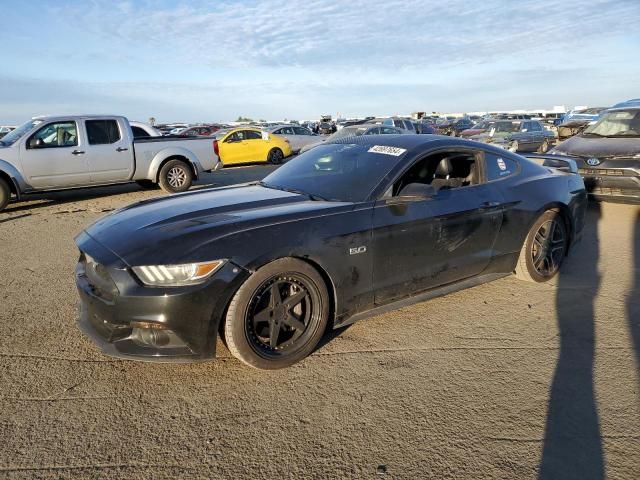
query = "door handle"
xmin=116 ymin=147 xmax=129 ymax=152
xmin=482 ymin=201 xmax=501 ymax=208
xmin=71 ymin=150 xmax=85 ymax=155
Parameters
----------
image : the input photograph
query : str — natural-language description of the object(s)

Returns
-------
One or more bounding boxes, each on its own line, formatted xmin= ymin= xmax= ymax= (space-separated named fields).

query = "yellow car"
xmin=214 ymin=127 xmax=292 ymax=166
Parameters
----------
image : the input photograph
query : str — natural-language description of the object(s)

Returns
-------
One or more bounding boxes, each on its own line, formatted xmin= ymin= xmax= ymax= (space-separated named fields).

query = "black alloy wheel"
xmin=515 ymin=210 xmax=568 ymax=282
xmin=267 ymin=148 xmax=284 ymax=164
xmin=530 ymin=218 xmax=566 ymax=278
xmin=223 ymin=258 xmax=329 ymax=369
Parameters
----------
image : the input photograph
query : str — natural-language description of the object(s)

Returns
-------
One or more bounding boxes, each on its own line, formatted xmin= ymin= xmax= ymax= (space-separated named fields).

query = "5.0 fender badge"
xmin=586 ymin=157 xmax=601 ymax=166
xmin=349 ymin=246 xmax=367 ymax=255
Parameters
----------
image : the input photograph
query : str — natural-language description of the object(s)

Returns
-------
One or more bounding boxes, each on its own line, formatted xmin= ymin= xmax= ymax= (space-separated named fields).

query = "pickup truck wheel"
xmin=267 ymin=148 xmax=284 ymax=165
xmin=0 ymin=178 xmax=10 ymax=212
xmin=159 ymin=159 xmax=193 ymax=193
xmin=136 ymin=180 xmax=157 ymax=190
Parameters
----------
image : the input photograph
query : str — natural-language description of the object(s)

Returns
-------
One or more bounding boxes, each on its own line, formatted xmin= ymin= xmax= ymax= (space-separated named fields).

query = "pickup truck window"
xmin=28 ymin=121 xmax=78 ymax=148
xmin=86 ymin=120 xmax=121 ymax=145
xmin=131 ymin=126 xmax=150 ymax=138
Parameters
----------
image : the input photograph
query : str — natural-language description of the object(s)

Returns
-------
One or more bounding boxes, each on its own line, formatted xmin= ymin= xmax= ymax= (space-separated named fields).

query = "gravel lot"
xmin=0 ymin=166 xmax=638 ymax=479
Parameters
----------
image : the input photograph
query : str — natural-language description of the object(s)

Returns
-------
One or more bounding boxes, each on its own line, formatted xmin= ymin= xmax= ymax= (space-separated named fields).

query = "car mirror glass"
xmin=29 ymin=138 xmax=45 ymax=148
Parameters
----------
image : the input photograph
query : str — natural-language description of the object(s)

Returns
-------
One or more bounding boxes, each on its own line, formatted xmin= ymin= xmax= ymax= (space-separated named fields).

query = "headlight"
xmin=132 ymin=260 xmax=225 ymax=287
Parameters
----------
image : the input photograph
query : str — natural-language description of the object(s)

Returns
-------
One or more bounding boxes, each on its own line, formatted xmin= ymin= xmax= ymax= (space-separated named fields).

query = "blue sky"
xmin=1 ymin=0 xmax=639 ymax=124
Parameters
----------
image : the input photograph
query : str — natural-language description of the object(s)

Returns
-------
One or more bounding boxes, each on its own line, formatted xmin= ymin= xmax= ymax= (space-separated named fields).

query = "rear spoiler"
xmin=522 ymin=153 xmax=579 ymax=174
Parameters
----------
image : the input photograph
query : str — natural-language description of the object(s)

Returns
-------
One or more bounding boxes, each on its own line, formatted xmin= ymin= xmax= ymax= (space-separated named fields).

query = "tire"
xmin=224 ymin=258 xmax=330 ymax=369
xmin=0 ymin=178 xmax=10 ymax=212
xmin=158 ymin=159 xmax=193 ymax=193
xmin=515 ymin=210 xmax=568 ymax=283
xmin=136 ymin=179 xmax=157 ymax=190
xmin=267 ymin=148 xmax=284 ymax=165
xmin=538 ymin=139 xmax=550 ymax=153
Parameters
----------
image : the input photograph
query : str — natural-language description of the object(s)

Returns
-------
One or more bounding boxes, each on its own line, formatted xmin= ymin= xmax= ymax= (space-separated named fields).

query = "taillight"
xmin=213 ymin=139 xmax=219 ymax=156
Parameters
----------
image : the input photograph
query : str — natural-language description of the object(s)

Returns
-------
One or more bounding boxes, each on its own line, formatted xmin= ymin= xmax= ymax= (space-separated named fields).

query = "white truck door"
xmin=83 ymin=118 xmax=134 ymax=183
xmin=19 ymin=119 xmax=91 ymax=188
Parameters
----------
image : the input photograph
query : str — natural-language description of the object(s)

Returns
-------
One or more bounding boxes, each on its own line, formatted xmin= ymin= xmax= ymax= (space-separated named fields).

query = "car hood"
xmin=552 ymin=134 xmax=640 ymax=158
xmin=80 ymin=184 xmax=350 ymax=266
xmin=470 ymin=132 xmax=510 ymax=142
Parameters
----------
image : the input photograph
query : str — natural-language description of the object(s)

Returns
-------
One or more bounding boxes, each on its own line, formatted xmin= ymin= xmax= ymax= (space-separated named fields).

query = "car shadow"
xmin=538 ymin=202 xmax=604 ymax=479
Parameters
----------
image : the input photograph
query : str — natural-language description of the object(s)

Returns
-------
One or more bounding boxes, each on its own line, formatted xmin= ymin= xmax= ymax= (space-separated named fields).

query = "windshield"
xmin=584 ymin=110 xmax=640 ymax=137
xmin=0 ymin=119 xmax=42 ymax=146
xmin=260 ymin=143 xmax=406 ymax=202
xmin=326 ymin=127 xmax=368 ymax=141
xmin=493 ymin=121 xmax=520 ymax=133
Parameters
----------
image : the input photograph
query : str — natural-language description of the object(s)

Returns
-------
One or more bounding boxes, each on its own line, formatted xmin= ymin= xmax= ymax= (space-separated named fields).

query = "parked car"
xmin=178 ymin=125 xmax=222 ymax=137
xmin=129 ymin=121 xmax=163 ymax=139
xmin=468 ymin=120 xmax=556 ymax=153
xmin=169 ymin=127 xmax=187 ymax=135
xmin=556 ymin=108 xmax=607 ymax=141
xmin=317 ymin=122 xmax=336 ymax=135
xmin=459 ymin=119 xmax=501 ymax=138
xmin=417 ymin=119 xmax=438 ymax=135
xmin=0 ymin=115 xmax=219 ymax=211
xmin=299 ymin=124 xmax=406 ymax=153
xmin=437 ymin=118 xmax=475 ymax=136
xmin=265 ymin=125 xmax=317 ymax=153
xmin=549 ymin=106 xmax=640 ymax=203
xmin=213 ymin=127 xmax=292 ymax=166
xmin=379 ymin=117 xmax=417 ymax=133
xmin=74 ymin=135 xmax=586 ymax=369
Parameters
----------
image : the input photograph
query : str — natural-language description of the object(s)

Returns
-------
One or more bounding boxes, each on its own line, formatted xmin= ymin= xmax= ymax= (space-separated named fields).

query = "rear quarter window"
xmin=484 ymin=152 xmax=518 ymax=181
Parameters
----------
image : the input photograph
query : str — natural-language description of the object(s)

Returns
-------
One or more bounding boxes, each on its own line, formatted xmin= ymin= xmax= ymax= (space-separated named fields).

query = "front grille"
xmin=578 ymin=168 xmax=632 ymax=176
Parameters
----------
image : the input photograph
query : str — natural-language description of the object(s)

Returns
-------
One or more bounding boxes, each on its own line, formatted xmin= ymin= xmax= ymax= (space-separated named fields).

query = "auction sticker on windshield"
xmin=368 ymin=145 xmax=407 ymax=156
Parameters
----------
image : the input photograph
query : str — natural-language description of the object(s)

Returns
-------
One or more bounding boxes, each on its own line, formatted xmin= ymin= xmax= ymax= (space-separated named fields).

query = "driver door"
xmin=19 ymin=120 xmax=91 ymax=188
xmin=372 ymin=149 xmax=504 ymax=304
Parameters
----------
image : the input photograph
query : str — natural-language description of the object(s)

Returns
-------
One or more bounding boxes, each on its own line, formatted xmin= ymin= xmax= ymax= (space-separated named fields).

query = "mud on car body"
xmin=75 ymin=135 xmax=586 ymax=369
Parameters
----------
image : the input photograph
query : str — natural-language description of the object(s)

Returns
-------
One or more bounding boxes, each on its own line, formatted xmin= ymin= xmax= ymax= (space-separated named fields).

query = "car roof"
xmin=607 ymin=106 xmax=640 ymax=112
xmin=31 ymin=114 xmax=127 ymax=121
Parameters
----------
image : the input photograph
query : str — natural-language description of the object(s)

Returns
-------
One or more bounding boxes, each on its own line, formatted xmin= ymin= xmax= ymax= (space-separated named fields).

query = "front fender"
xmin=146 ymin=147 xmax=202 ymax=181
xmin=0 ymin=159 xmax=30 ymax=194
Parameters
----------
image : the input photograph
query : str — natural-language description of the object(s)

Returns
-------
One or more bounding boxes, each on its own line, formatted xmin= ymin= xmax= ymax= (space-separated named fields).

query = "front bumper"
xmin=578 ymin=168 xmax=640 ymax=204
xmin=75 ymin=233 xmax=248 ymax=362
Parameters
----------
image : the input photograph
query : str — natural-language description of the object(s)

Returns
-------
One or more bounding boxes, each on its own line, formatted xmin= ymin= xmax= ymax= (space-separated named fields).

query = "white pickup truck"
xmin=0 ymin=115 xmax=220 ymax=211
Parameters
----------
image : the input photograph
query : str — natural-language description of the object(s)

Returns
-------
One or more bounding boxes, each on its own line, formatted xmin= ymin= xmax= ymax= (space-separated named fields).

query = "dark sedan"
xmin=468 ymin=120 xmax=556 ymax=153
xmin=75 ymin=135 xmax=586 ymax=369
xmin=550 ymin=106 xmax=640 ymax=203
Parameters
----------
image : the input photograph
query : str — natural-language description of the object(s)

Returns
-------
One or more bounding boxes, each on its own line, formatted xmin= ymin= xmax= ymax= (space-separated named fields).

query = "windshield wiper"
xmin=258 ymin=181 xmax=329 ymax=201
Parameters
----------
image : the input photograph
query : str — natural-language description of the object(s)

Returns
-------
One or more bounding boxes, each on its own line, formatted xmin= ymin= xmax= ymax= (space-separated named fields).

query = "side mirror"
xmin=395 ymin=183 xmax=437 ymax=201
xmin=29 ymin=138 xmax=45 ymax=148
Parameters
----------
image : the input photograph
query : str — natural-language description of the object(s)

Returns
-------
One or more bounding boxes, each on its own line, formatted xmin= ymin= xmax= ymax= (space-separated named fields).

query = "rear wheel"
xmin=0 ymin=178 xmax=10 ymax=212
xmin=224 ymin=258 xmax=329 ymax=369
xmin=515 ymin=210 xmax=568 ymax=282
xmin=267 ymin=148 xmax=284 ymax=165
xmin=158 ymin=159 xmax=193 ymax=193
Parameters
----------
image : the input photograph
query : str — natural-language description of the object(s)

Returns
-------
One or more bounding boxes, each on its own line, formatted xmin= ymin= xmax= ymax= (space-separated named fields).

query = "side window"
xmin=531 ymin=122 xmax=542 ymax=132
xmin=521 ymin=122 xmax=530 ymax=132
xmin=225 ymin=132 xmax=241 ymax=142
xmin=244 ymin=130 xmax=263 ymax=140
xmin=28 ymin=121 xmax=78 ymax=148
xmin=390 ymin=151 xmax=479 ymax=196
xmin=131 ymin=126 xmax=150 ymax=138
xmin=404 ymin=121 xmax=415 ymax=131
xmin=281 ymin=127 xmax=294 ymax=135
xmin=381 ymin=127 xmax=397 ymax=134
xmin=484 ymin=152 xmax=518 ymax=181
xmin=393 ymin=119 xmax=404 ymax=128
xmin=294 ymin=127 xmax=310 ymax=135
xmin=86 ymin=120 xmax=121 ymax=145
xmin=364 ymin=127 xmax=380 ymax=135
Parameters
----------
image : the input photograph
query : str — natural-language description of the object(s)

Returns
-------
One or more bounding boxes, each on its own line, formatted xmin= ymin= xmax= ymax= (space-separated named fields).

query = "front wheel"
xmin=538 ymin=139 xmax=550 ymax=153
xmin=0 ymin=178 xmax=10 ymax=212
xmin=267 ymin=148 xmax=284 ymax=164
xmin=515 ymin=211 xmax=568 ymax=282
xmin=223 ymin=258 xmax=329 ymax=369
xmin=158 ymin=159 xmax=193 ymax=193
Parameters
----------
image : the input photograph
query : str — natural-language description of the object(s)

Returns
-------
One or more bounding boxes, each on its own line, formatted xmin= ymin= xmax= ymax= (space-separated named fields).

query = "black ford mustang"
xmin=75 ymin=135 xmax=586 ymax=369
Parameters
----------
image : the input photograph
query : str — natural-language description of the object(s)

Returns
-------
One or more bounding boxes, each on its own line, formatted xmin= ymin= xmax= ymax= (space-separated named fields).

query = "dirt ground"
xmin=0 ymin=168 xmax=638 ymax=480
